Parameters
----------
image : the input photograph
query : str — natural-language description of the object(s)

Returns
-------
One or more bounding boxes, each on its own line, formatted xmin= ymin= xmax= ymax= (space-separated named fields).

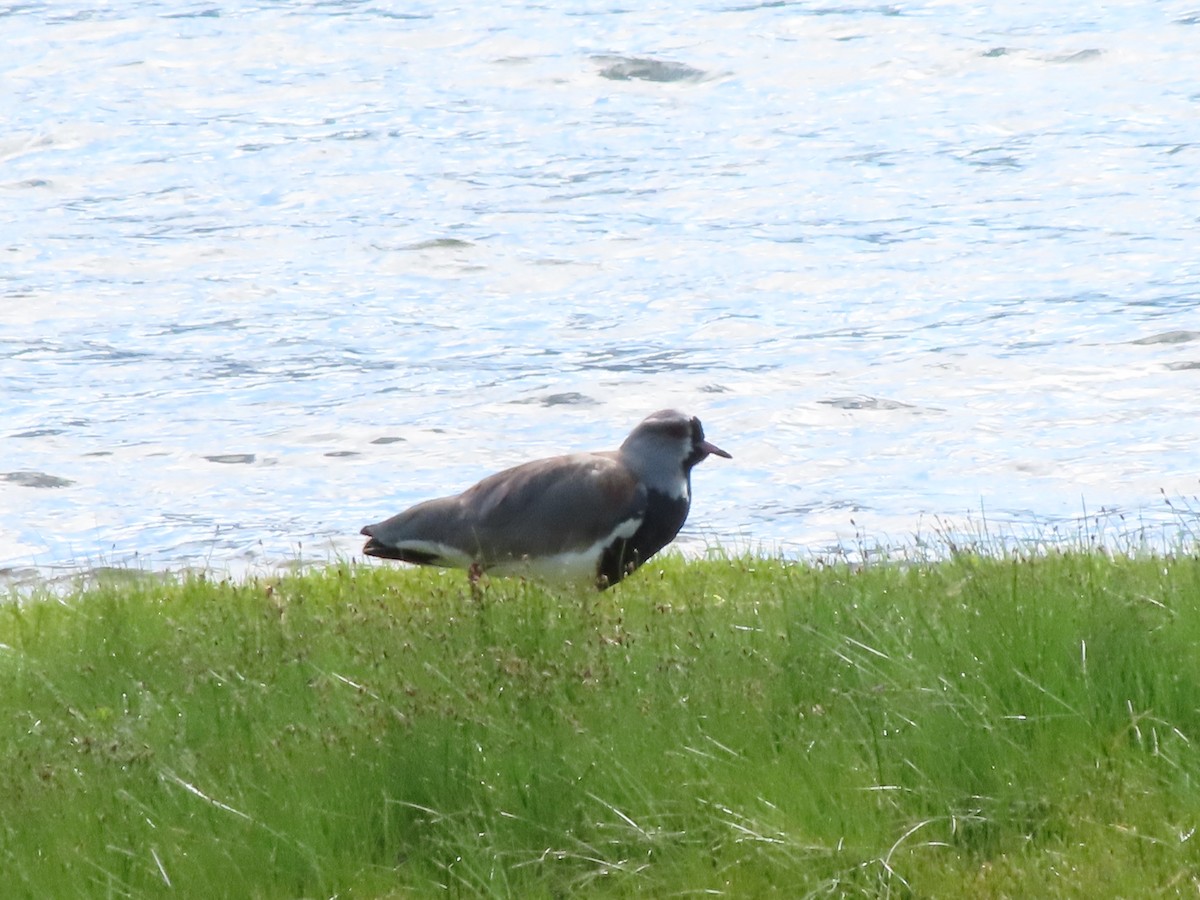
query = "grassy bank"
xmin=3 ymin=552 xmax=1200 ymax=897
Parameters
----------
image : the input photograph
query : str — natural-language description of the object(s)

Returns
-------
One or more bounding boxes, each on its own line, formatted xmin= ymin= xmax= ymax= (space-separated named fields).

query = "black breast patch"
xmin=596 ymin=489 xmax=690 ymax=588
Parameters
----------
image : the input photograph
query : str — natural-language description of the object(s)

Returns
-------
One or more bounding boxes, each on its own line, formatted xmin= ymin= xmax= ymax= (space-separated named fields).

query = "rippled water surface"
xmin=4 ymin=1 xmax=1200 ymax=579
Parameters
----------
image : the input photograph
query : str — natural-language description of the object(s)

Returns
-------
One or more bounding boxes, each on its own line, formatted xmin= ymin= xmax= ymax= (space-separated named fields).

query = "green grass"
xmin=3 ymin=551 xmax=1200 ymax=897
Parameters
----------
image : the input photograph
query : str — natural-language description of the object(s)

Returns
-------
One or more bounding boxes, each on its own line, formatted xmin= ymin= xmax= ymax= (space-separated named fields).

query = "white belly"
xmin=488 ymin=514 xmax=642 ymax=586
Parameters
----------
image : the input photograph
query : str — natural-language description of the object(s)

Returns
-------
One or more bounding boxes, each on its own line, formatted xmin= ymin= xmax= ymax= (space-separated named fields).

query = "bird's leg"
xmin=468 ymin=561 xmax=484 ymax=602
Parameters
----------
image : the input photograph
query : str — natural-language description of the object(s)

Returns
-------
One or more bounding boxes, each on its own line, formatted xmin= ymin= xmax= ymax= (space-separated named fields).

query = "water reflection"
xmin=1 ymin=0 xmax=1198 ymax=578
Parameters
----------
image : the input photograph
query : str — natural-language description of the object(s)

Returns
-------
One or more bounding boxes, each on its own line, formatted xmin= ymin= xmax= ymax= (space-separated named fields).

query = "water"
xmin=3 ymin=1 xmax=1200 ymax=581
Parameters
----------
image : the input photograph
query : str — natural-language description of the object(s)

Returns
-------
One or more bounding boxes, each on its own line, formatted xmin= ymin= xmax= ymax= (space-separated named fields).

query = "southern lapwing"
xmin=360 ymin=409 xmax=730 ymax=589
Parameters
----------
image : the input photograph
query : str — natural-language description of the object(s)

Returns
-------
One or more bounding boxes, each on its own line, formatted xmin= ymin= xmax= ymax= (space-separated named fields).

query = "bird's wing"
xmin=461 ymin=452 xmax=647 ymax=564
xmin=360 ymin=492 xmax=477 ymax=566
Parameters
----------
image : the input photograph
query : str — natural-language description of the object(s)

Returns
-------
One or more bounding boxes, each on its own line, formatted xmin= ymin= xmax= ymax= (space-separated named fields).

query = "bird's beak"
xmin=699 ymin=439 xmax=732 ymax=460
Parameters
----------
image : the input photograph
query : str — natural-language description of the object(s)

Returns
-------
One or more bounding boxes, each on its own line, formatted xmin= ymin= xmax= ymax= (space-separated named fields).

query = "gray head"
xmin=618 ymin=409 xmax=731 ymax=492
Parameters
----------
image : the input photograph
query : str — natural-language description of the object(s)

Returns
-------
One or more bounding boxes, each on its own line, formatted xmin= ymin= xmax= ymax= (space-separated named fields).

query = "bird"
xmin=360 ymin=409 xmax=731 ymax=590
